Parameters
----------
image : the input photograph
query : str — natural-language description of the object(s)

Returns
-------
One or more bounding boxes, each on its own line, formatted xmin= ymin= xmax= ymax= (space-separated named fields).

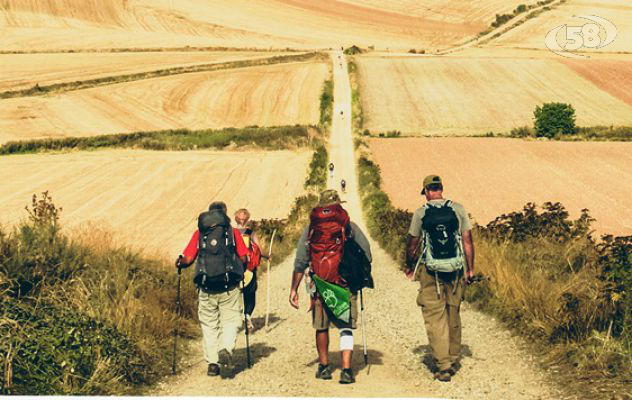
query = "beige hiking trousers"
xmin=416 ymin=268 xmax=465 ymax=371
xmin=198 ymin=286 xmax=243 ymax=365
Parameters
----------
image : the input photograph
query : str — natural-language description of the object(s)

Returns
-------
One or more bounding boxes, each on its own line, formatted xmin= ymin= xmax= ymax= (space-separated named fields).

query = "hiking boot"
xmin=434 ymin=370 xmax=452 ymax=382
xmin=339 ymin=368 xmax=355 ymax=384
xmin=207 ymin=363 xmax=220 ymax=376
xmin=315 ymin=364 xmax=332 ymax=380
xmin=218 ymin=349 xmax=234 ymax=370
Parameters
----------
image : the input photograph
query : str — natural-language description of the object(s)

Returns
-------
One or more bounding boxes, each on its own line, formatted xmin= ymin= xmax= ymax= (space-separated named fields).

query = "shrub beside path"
xmin=153 ymin=52 xmax=563 ymax=398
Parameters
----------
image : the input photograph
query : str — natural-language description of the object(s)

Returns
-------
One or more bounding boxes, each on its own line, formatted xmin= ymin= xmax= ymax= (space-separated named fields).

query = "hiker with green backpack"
xmin=176 ymin=201 xmax=249 ymax=377
xmin=404 ymin=175 xmax=475 ymax=382
xmin=289 ymin=189 xmax=373 ymax=385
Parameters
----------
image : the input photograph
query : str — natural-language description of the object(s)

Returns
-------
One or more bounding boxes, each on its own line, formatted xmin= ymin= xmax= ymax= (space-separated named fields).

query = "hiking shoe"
xmin=207 ymin=363 xmax=220 ymax=376
xmin=434 ymin=370 xmax=452 ymax=382
xmin=339 ymin=368 xmax=355 ymax=384
xmin=315 ymin=364 xmax=332 ymax=380
xmin=218 ymin=349 xmax=234 ymax=370
xmin=450 ymin=360 xmax=461 ymax=374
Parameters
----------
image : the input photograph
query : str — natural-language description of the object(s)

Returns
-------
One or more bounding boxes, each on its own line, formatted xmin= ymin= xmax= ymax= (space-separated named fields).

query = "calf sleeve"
xmin=340 ymin=328 xmax=354 ymax=351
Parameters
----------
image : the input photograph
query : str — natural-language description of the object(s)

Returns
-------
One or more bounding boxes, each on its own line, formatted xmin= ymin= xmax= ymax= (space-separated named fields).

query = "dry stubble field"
xmin=356 ymin=53 xmax=632 ymax=136
xmin=488 ymin=0 xmax=632 ymax=53
xmin=0 ymin=149 xmax=311 ymax=256
xmin=370 ymin=137 xmax=632 ymax=236
xmin=1 ymin=0 xmax=530 ymax=51
xmin=0 ymin=61 xmax=327 ymax=144
xmin=0 ymin=51 xmax=291 ymax=92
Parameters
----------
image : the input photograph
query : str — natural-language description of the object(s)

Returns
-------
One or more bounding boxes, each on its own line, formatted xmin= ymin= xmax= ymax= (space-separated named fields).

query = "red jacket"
xmin=180 ymin=228 xmax=248 ymax=267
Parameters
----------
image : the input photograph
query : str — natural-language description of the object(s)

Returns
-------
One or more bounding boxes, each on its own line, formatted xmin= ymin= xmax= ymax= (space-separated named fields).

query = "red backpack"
xmin=241 ymin=228 xmax=262 ymax=271
xmin=308 ymin=204 xmax=350 ymax=285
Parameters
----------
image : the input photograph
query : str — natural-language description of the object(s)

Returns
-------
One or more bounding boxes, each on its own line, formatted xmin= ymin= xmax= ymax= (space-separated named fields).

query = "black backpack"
xmin=421 ymin=200 xmax=464 ymax=273
xmin=194 ymin=209 xmax=244 ymax=292
xmin=339 ymin=232 xmax=374 ymax=292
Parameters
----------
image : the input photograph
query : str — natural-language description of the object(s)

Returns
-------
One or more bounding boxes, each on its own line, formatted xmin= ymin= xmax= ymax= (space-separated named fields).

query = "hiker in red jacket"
xmin=289 ymin=189 xmax=372 ymax=385
xmin=177 ymin=201 xmax=248 ymax=377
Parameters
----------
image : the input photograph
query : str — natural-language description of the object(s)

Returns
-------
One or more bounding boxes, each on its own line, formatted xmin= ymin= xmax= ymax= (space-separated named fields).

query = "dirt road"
xmin=155 ymin=52 xmax=561 ymax=399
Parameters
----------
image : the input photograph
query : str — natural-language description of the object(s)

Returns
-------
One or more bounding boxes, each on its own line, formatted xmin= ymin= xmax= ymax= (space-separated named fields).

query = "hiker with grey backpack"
xmin=404 ymin=175 xmax=475 ymax=382
xmin=289 ymin=189 xmax=373 ymax=385
xmin=176 ymin=201 xmax=249 ymax=377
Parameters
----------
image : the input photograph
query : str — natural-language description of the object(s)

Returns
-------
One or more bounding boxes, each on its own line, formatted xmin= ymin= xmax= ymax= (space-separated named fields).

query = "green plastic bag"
xmin=312 ymin=274 xmax=350 ymax=323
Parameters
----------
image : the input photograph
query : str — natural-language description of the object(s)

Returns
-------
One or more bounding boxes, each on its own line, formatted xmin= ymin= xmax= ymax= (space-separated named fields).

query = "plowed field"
xmin=0 ymin=61 xmax=327 ymax=144
xmin=561 ymin=58 xmax=632 ymax=107
xmin=356 ymin=55 xmax=632 ymax=135
xmin=0 ymin=149 xmax=311 ymax=256
xmin=0 ymin=51 xmax=289 ymax=92
xmin=369 ymin=137 xmax=632 ymax=236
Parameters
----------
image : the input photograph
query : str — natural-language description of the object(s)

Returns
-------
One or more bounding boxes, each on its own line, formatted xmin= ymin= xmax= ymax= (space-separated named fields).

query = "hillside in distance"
xmin=1 ymin=0 xmax=529 ymax=51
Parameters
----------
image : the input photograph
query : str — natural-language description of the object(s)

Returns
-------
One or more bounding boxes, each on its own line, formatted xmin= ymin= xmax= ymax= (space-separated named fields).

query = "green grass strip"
xmin=0 ymin=52 xmax=325 ymax=99
xmin=0 ymin=125 xmax=321 ymax=156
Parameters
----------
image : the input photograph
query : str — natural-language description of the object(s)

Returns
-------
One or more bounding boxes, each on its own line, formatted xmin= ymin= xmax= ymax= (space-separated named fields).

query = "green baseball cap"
xmin=318 ymin=189 xmax=345 ymax=206
xmin=421 ymin=174 xmax=442 ymax=195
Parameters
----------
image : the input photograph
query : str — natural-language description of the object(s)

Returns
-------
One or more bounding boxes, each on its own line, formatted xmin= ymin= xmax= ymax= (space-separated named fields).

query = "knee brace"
xmin=339 ymin=328 xmax=354 ymax=351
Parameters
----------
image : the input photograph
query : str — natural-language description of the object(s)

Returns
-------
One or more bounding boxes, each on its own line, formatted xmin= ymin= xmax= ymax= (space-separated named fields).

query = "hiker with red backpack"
xmin=289 ymin=189 xmax=372 ymax=385
xmin=234 ymin=208 xmax=262 ymax=332
xmin=176 ymin=201 xmax=249 ymax=377
xmin=404 ymin=175 xmax=475 ymax=382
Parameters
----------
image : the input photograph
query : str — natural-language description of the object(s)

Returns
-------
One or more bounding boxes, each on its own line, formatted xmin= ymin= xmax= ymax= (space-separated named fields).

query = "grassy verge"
xmin=510 ymin=125 xmax=632 ymax=141
xmin=0 ymin=125 xmax=323 ymax=156
xmin=347 ymin=59 xmax=364 ymax=136
xmin=319 ymin=79 xmax=334 ymax=129
xmin=0 ymin=193 xmax=199 ymax=395
xmin=355 ymin=151 xmax=631 ymax=397
xmin=0 ymin=52 xmax=325 ymax=99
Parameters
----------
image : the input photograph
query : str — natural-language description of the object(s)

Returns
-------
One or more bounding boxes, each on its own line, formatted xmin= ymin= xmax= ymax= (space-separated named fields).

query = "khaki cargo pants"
xmin=198 ymin=286 xmax=243 ymax=365
xmin=416 ymin=268 xmax=465 ymax=371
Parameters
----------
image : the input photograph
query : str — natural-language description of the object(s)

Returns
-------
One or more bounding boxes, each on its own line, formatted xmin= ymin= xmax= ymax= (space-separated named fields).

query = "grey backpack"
xmin=420 ymin=200 xmax=464 ymax=273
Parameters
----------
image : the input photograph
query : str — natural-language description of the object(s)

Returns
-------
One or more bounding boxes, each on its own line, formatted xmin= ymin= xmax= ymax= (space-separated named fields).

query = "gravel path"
xmin=154 ymin=51 xmax=563 ymax=399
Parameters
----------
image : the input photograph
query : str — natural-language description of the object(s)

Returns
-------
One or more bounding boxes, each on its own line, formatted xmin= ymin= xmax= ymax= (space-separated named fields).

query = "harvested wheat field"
xmin=0 ymin=0 xmax=290 ymax=51
xmin=356 ymin=55 xmax=632 ymax=136
xmin=489 ymin=0 xmax=632 ymax=53
xmin=370 ymin=137 xmax=632 ymax=236
xmin=0 ymin=149 xmax=311 ymax=256
xmin=1 ymin=0 xmax=532 ymax=51
xmin=0 ymin=61 xmax=327 ymax=144
xmin=0 ymin=51 xmax=290 ymax=92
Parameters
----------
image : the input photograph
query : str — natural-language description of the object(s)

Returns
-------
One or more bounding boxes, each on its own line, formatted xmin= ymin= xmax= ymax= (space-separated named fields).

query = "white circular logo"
xmin=210 ymin=239 xmax=218 ymax=246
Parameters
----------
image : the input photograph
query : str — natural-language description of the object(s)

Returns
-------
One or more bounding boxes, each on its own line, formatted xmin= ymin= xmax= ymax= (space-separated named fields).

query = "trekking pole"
xmin=242 ymin=281 xmax=252 ymax=369
xmin=172 ymin=256 xmax=183 ymax=375
xmin=360 ymin=289 xmax=368 ymax=366
xmin=265 ymin=229 xmax=277 ymax=331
